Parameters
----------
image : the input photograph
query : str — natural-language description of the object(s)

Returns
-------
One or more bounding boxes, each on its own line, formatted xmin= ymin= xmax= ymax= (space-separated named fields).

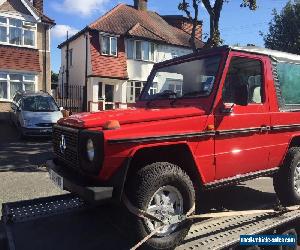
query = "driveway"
xmin=0 ymin=120 xmax=53 ymax=171
xmin=0 ymin=121 xmax=65 ymax=212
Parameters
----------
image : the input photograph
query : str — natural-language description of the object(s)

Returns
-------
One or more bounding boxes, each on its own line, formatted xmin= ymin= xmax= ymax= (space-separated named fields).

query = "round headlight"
xmin=86 ymin=139 xmax=95 ymax=162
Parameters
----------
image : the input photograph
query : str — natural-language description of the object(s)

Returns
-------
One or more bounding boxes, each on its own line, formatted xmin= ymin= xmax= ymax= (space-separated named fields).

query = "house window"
xmin=127 ymin=81 xmax=146 ymax=103
xmin=126 ymin=40 xmax=156 ymax=62
xmin=150 ymin=42 xmax=155 ymax=61
xmin=127 ymin=40 xmax=134 ymax=59
xmin=168 ymin=82 xmax=182 ymax=95
xmin=135 ymin=41 xmax=142 ymax=60
xmin=0 ymin=73 xmax=36 ymax=100
xmin=101 ymin=35 xmax=117 ymax=56
xmin=149 ymin=83 xmax=158 ymax=95
xmin=0 ymin=16 xmax=36 ymax=47
xmin=0 ymin=17 xmax=7 ymax=43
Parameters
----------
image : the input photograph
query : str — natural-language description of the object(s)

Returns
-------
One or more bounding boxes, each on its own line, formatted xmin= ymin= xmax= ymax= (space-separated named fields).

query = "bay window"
xmin=100 ymin=35 xmax=117 ymax=56
xmin=0 ymin=16 xmax=36 ymax=47
xmin=126 ymin=40 xmax=156 ymax=62
xmin=0 ymin=73 xmax=36 ymax=100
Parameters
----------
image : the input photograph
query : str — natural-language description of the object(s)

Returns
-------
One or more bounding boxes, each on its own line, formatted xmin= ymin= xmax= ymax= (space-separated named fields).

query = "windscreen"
xmin=22 ymin=96 xmax=59 ymax=112
xmin=140 ymin=55 xmax=222 ymax=101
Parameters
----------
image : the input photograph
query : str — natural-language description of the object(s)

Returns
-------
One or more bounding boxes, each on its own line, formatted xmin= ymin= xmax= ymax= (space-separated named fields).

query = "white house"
xmin=58 ymin=0 xmax=203 ymax=112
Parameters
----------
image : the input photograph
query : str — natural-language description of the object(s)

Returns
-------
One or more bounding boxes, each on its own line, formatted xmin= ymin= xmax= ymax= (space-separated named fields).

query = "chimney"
xmin=33 ymin=0 xmax=44 ymax=13
xmin=134 ymin=0 xmax=147 ymax=11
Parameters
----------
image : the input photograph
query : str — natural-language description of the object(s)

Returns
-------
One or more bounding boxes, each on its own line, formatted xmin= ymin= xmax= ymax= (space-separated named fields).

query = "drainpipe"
xmin=83 ymin=30 xmax=89 ymax=112
xmin=65 ymin=31 xmax=69 ymax=98
xmin=44 ymin=24 xmax=47 ymax=92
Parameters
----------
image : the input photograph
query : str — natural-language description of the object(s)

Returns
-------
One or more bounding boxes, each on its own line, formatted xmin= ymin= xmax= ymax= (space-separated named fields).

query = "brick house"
xmin=0 ymin=0 xmax=55 ymax=116
xmin=58 ymin=0 xmax=203 ymax=112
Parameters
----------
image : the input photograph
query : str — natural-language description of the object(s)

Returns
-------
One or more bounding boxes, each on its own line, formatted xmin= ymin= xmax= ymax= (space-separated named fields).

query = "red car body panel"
xmin=57 ymin=48 xmax=300 ymax=188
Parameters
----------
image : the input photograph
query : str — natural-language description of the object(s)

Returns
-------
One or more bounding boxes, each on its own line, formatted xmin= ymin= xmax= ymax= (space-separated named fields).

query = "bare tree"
xmin=178 ymin=0 xmax=257 ymax=51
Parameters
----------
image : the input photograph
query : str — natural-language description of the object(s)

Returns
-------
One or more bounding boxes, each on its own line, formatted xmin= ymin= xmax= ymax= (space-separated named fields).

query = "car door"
xmin=214 ymin=53 xmax=271 ymax=179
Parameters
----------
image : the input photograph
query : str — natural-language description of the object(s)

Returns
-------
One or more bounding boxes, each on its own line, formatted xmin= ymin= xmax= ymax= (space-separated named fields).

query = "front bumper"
xmin=21 ymin=127 xmax=53 ymax=136
xmin=46 ymin=160 xmax=113 ymax=203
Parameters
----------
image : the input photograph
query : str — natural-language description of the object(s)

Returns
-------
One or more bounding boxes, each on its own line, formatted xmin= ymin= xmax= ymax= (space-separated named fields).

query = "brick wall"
xmin=0 ymin=102 xmax=11 ymax=120
xmin=89 ymin=31 xmax=128 ymax=79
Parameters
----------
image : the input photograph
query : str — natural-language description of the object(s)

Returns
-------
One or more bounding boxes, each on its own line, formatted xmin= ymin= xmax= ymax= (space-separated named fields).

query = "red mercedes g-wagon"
xmin=48 ymin=46 xmax=300 ymax=249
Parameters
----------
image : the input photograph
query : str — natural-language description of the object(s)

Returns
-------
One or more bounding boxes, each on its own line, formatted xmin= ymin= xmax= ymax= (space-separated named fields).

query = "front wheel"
xmin=126 ymin=162 xmax=195 ymax=250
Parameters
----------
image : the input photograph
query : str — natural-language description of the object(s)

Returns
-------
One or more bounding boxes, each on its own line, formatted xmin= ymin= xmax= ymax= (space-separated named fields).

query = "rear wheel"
xmin=125 ymin=162 xmax=195 ymax=250
xmin=273 ymin=147 xmax=300 ymax=206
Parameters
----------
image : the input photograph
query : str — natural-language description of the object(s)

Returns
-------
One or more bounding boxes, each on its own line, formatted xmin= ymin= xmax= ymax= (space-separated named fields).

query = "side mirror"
xmin=11 ymin=103 xmax=20 ymax=111
xmin=234 ymin=84 xmax=249 ymax=106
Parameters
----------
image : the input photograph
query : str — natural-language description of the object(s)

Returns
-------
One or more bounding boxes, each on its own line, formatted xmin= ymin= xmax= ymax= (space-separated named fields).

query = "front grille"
xmin=53 ymin=125 xmax=80 ymax=169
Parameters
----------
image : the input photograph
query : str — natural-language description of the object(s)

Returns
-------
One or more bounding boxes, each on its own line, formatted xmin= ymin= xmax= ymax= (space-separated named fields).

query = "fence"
xmin=53 ymin=84 xmax=85 ymax=113
xmin=88 ymin=101 xmax=136 ymax=112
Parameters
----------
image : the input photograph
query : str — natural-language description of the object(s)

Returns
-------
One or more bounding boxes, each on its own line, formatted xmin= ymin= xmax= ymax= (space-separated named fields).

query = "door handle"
xmin=260 ymin=125 xmax=271 ymax=132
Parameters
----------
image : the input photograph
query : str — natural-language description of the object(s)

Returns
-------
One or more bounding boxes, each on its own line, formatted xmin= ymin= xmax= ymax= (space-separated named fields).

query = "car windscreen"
xmin=140 ymin=55 xmax=222 ymax=101
xmin=22 ymin=96 xmax=59 ymax=112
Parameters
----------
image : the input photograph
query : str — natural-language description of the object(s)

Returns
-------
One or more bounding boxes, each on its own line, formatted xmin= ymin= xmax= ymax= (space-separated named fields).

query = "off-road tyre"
xmin=273 ymin=147 xmax=300 ymax=206
xmin=125 ymin=162 xmax=195 ymax=250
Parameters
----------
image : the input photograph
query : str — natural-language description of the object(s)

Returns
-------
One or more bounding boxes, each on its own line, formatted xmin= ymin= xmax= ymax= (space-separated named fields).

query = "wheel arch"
xmin=125 ymin=143 xmax=204 ymax=190
xmin=289 ymin=135 xmax=300 ymax=148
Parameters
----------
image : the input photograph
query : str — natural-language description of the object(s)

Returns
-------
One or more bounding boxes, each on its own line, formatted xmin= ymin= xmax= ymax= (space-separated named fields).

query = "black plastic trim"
xmin=107 ymin=131 xmax=216 ymax=144
xmin=47 ymin=160 xmax=113 ymax=203
xmin=216 ymin=127 xmax=263 ymax=136
xmin=271 ymin=124 xmax=300 ymax=132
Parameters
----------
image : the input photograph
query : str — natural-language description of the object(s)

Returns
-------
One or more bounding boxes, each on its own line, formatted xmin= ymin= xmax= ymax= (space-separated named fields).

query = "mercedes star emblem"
xmin=60 ymin=135 xmax=67 ymax=154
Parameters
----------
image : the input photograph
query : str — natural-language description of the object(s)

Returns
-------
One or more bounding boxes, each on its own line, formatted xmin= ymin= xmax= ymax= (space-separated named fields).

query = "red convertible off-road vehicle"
xmin=48 ymin=46 xmax=300 ymax=249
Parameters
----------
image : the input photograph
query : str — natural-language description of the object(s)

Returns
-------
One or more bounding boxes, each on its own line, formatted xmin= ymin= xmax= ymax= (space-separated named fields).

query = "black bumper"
xmin=46 ymin=160 xmax=113 ymax=203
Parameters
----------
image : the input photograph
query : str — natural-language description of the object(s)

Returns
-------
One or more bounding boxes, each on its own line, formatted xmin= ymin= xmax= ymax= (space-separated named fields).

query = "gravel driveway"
xmin=0 ymin=121 xmax=65 ymax=214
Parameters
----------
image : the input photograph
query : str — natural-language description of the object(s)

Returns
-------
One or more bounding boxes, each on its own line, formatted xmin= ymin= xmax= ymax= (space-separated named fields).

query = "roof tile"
xmin=89 ymin=4 xmax=203 ymax=48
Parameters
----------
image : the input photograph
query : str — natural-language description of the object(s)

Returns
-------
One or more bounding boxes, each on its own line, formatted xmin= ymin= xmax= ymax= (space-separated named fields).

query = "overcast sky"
xmin=46 ymin=0 xmax=288 ymax=73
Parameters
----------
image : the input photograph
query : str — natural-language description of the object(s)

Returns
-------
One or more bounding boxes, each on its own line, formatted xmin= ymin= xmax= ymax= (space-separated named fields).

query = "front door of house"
xmin=214 ymin=53 xmax=271 ymax=180
xmin=105 ymin=84 xmax=114 ymax=110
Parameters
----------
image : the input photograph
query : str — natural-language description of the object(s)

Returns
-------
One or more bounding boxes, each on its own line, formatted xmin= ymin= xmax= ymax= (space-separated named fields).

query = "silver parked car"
xmin=10 ymin=91 xmax=63 ymax=137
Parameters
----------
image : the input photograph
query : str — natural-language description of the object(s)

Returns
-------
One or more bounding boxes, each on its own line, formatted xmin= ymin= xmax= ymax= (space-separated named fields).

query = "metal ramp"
xmin=177 ymin=210 xmax=300 ymax=250
xmin=2 ymin=194 xmax=86 ymax=224
xmin=1 ymin=194 xmax=131 ymax=250
xmin=1 ymin=194 xmax=300 ymax=250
